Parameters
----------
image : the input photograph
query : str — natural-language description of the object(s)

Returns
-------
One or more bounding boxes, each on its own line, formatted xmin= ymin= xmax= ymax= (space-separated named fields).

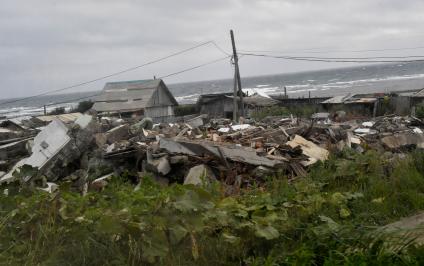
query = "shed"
xmin=197 ymin=92 xmax=240 ymax=119
xmin=321 ymin=94 xmax=377 ymax=117
xmin=411 ymin=88 xmax=424 ymax=106
xmin=243 ymin=94 xmax=279 ymax=107
xmin=93 ymin=79 xmax=178 ymax=122
xmin=243 ymin=94 xmax=279 ymax=117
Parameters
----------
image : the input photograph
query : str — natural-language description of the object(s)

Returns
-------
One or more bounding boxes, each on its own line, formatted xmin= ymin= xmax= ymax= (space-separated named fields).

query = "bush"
xmin=2 ymin=151 xmax=424 ymax=265
xmin=174 ymin=104 xmax=198 ymax=116
xmin=251 ymin=106 xmax=290 ymax=120
xmin=73 ymin=100 xmax=94 ymax=113
xmin=48 ymin=106 xmax=66 ymax=115
xmin=416 ymin=103 xmax=424 ymax=119
xmin=252 ymin=105 xmax=318 ymax=120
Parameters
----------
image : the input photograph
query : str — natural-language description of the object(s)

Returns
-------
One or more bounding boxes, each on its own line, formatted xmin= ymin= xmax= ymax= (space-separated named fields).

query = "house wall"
xmin=389 ymin=96 xmax=411 ymax=116
xmin=323 ymin=103 xmax=375 ymax=117
xmin=148 ymin=83 xmax=175 ymax=107
xmin=144 ymin=81 xmax=177 ymax=122
xmin=145 ymin=106 xmax=175 ymax=122
xmin=200 ymin=98 xmax=236 ymax=118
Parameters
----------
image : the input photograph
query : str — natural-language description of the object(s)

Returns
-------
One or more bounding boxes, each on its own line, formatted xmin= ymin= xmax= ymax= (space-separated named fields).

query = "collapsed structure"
xmin=2 ymin=106 xmax=424 ymax=195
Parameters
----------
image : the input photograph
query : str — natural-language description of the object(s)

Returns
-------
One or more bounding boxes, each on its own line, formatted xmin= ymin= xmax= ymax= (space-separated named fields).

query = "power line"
xmin=1 ymin=40 xmax=221 ymax=106
xmin=270 ymin=55 xmax=424 ymax=60
xmin=40 ymin=55 xmax=231 ymax=108
xmin=239 ymin=52 xmax=424 ymax=63
xmin=211 ymin=41 xmax=231 ymax=56
xmin=239 ymin=45 xmax=424 ymax=55
xmin=43 ymin=92 xmax=101 ymax=107
xmin=159 ymin=55 xmax=230 ymax=79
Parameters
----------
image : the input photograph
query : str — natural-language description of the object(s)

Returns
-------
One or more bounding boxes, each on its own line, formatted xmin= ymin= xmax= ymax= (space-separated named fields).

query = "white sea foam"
xmin=175 ymin=93 xmax=201 ymax=104
xmin=0 ymin=103 xmax=76 ymax=120
xmin=256 ymin=84 xmax=271 ymax=88
xmin=243 ymin=86 xmax=279 ymax=97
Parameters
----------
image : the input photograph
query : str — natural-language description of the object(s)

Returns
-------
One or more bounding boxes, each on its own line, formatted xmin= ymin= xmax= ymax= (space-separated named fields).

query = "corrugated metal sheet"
xmin=104 ymin=79 xmax=161 ymax=92
xmin=413 ymin=88 xmax=424 ymax=97
xmin=36 ymin=113 xmax=83 ymax=123
xmin=321 ymin=94 xmax=352 ymax=104
xmin=345 ymin=98 xmax=377 ymax=104
xmin=243 ymin=94 xmax=279 ymax=107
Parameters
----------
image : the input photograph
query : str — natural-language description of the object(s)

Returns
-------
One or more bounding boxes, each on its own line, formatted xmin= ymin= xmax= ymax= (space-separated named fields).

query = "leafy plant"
xmin=1 ymin=151 xmax=424 ymax=265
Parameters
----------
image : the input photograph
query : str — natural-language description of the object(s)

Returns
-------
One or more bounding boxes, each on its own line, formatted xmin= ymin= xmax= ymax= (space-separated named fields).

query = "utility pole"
xmin=232 ymin=70 xmax=238 ymax=121
xmin=230 ymin=30 xmax=244 ymax=120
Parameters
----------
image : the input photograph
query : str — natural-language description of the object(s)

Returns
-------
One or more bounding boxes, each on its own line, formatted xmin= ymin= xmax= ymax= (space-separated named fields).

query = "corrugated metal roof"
xmin=104 ymin=79 xmax=161 ymax=92
xmin=413 ymin=88 xmax=424 ymax=97
xmin=321 ymin=94 xmax=352 ymax=104
xmin=243 ymin=94 xmax=279 ymax=107
xmin=345 ymin=98 xmax=377 ymax=104
xmin=197 ymin=93 xmax=234 ymax=105
xmin=93 ymin=79 xmax=177 ymax=113
xmin=36 ymin=113 xmax=83 ymax=123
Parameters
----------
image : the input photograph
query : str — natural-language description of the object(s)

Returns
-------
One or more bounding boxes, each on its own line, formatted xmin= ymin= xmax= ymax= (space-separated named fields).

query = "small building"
xmin=197 ymin=92 xmax=241 ymax=119
xmin=243 ymin=94 xmax=279 ymax=117
xmin=198 ymin=92 xmax=282 ymax=119
xmin=93 ymin=79 xmax=178 ymax=122
xmin=411 ymin=88 xmax=424 ymax=106
xmin=321 ymin=94 xmax=377 ymax=117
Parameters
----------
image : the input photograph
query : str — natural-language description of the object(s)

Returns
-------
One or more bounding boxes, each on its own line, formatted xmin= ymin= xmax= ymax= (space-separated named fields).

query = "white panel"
xmin=25 ymin=119 xmax=71 ymax=169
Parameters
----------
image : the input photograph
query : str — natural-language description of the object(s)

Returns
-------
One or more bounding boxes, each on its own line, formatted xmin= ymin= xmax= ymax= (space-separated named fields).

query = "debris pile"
xmin=1 ymin=112 xmax=424 ymax=194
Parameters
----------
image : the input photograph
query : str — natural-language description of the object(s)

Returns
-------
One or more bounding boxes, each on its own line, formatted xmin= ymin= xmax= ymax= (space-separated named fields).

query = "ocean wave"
xmin=320 ymin=73 xmax=424 ymax=87
xmin=175 ymin=94 xmax=201 ymax=104
xmin=0 ymin=103 xmax=76 ymax=119
xmin=284 ymin=73 xmax=424 ymax=93
xmin=243 ymin=86 xmax=280 ymax=97
xmin=256 ymin=84 xmax=271 ymax=88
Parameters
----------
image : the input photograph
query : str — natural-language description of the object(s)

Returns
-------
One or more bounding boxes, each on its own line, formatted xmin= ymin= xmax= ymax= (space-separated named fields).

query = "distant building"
xmin=321 ymin=94 xmax=378 ymax=117
xmin=411 ymin=88 xmax=424 ymax=106
xmin=243 ymin=94 xmax=279 ymax=117
xmin=197 ymin=92 xmax=280 ymax=119
xmin=93 ymin=79 xmax=178 ymax=122
xmin=197 ymin=92 xmax=240 ymax=119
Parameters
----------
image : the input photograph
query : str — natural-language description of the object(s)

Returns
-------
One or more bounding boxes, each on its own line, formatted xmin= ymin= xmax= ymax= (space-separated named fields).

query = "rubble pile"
xmin=1 ymin=112 xmax=424 ymax=194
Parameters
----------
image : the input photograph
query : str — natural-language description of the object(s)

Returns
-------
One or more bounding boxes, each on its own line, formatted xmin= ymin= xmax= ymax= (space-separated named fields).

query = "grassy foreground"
xmin=1 ymin=150 xmax=424 ymax=265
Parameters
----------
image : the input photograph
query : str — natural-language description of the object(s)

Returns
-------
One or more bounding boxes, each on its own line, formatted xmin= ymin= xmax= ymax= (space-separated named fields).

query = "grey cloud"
xmin=1 ymin=0 xmax=424 ymax=98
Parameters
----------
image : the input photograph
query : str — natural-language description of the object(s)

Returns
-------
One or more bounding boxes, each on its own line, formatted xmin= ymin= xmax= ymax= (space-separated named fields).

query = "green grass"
xmin=252 ymin=105 xmax=318 ymax=120
xmin=1 ymin=150 xmax=424 ymax=265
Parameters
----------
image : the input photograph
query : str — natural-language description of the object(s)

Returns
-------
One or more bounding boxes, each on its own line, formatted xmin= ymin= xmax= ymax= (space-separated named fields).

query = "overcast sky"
xmin=1 ymin=0 xmax=424 ymax=99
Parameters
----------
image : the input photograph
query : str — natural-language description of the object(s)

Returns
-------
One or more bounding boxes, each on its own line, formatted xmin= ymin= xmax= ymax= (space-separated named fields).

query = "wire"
xmin=0 ymin=41 xmax=219 ymax=106
xmin=239 ymin=45 xmax=424 ymax=54
xmin=239 ymin=52 xmax=424 ymax=63
xmin=269 ymin=55 xmax=424 ymax=60
xmin=211 ymin=41 xmax=231 ymax=56
xmin=44 ymin=93 xmax=101 ymax=107
xmin=159 ymin=56 xmax=230 ymax=79
xmin=40 ymin=55 xmax=231 ymax=108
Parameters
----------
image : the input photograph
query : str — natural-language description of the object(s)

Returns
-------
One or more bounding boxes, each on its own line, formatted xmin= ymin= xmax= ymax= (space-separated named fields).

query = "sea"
xmin=2 ymin=61 xmax=424 ymax=121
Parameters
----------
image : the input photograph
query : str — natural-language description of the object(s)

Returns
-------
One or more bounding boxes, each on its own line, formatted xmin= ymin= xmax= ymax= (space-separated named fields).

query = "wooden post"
xmin=284 ymin=86 xmax=287 ymax=99
xmin=43 ymin=105 xmax=47 ymax=115
xmin=230 ymin=30 xmax=244 ymax=119
xmin=232 ymin=70 xmax=238 ymax=122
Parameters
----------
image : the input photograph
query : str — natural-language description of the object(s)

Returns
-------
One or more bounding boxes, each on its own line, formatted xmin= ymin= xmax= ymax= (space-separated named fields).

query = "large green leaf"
xmin=169 ymin=223 xmax=188 ymax=244
xmin=255 ymin=225 xmax=279 ymax=240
